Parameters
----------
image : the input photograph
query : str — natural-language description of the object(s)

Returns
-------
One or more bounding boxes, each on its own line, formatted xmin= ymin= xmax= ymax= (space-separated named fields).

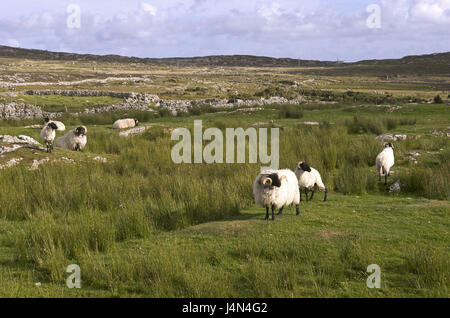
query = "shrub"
xmin=278 ymin=105 xmax=304 ymax=119
xmin=345 ymin=116 xmax=384 ymax=135
xmin=433 ymin=95 xmax=443 ymax=104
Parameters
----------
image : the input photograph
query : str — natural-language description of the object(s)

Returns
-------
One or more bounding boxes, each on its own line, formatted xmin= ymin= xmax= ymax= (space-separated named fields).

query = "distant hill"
xmin=0 ymin=45 xmax=449 ymax=70
xmin=0 ymin=46 xmax=337 ymax=67
xmin=354 ymin=52 xmax=450 ymax=66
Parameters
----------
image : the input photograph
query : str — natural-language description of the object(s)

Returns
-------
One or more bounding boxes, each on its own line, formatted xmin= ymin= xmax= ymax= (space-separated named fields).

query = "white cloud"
xmin=141 ymin=2 xmax=157 ymax=16
xmin=258 ymin=2 xmax=282 ymax=20
xmin=6 ymin=38 xmax=20 ymax=47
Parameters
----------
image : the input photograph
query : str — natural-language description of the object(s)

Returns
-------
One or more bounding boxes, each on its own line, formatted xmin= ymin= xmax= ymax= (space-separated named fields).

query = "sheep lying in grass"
xmin=44 ymin=117 xmax=66 ymax=131
xmin=295 ymin=161 xmax=327 ymax=202
xmin=55 ymin=126 xmax=87 ymax=151
xmin=253 ymin=169 xmax=300 ymax=221
xmin=376 ymin=142 xmax=395 ymax=185
xmin=113 ymin=118 xmax=139 ymax=129
xmin=40 ymin=122 xmax=58 ymax=153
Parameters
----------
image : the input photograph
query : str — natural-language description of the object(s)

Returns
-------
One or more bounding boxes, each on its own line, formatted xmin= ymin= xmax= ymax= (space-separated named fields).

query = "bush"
xmin=255 ymin=86 xmax=296 ymax=99
xmin=433 ymin=95 xmax=443 ymax=104
xmin=278 ymin=105 xmax=304 ymax=119
xmin=345 ymin=116 xmax=384 ymax=135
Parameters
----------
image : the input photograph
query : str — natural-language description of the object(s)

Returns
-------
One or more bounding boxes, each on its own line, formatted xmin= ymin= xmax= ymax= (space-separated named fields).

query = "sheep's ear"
xmin=300 ymin=162 xmax=311 ymax=172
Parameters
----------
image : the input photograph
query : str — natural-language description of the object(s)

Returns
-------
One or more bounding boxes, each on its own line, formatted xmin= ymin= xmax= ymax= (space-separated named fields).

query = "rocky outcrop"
xmin=0 ymin=135 xmax=44 ymax=155
xmin=0 ymin=157 xmax=23 ymax=169
xmin=375 ymin=134 xmax=407 ymax=141
xmin=1 ymin=90 xmax=304 ymax=119
xmin=0 ymin=102 xmax=61 ymax=120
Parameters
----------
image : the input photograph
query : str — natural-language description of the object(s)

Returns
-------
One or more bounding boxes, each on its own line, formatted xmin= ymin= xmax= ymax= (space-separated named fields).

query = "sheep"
xmin=376 ymin=142 xmax=395 ymax=185
xmin=113 ymin=118 xmax=139 ymax=130
xmin=295 ymin=161 xmax=327 ymax=202
xmin=40 ymin=122 xmax=58 ymax=153
xmin=44 ymin=117 xmax=66 ymax=131
xmin=55 ymin=126 xmax=87 ymax=151
xmin=253 ymin=169 xmax=300 ymax=221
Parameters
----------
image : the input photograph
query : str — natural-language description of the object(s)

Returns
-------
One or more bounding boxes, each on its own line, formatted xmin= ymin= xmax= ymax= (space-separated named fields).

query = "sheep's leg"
xmin=265 ymin=206 xmax=269 ymax=220
xmin=309 ymin=188 xmax=315 ymax=201
xmin=295 ymin=205 xmax=300 ymax=216
xmin=271 ymin=205 xmax=275 ymax=221
xmin=299 ymin=188 xmax=303 ymax=202
xmin=305 ymin=188 xmax=309 ymax=202
xmin=277 ymin=206 xmax=284 ymax=215
xmin=323 ymin=188 xmax=328 ymax=202
xmin=385 ymin=174 xmax=388 ymax=185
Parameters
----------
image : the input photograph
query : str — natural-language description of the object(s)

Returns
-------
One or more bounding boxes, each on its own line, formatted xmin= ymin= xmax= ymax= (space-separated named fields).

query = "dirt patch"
xmin=316 ymin=230 xmax=340 ymax=240
xmin=184 ymin=220 xmax=251 ymax=236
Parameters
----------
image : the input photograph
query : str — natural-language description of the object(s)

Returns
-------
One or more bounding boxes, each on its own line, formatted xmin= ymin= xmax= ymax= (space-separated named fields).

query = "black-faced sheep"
xmin=113 ymin=118 xmax=139 ymax=129
xmin=44 ymin=117 xmax=66 ymax=131
xmin=40 ymin=122 xmax=58 ymax=153
xmin=295 ymin=161 xmax=327 ymax=202
xmin=55 ymin=126 xmax=87 ymax=151
xmin=253 ymin=169 xmax=300 ymax=220
xmin=376 ymin=142 xmax=395 ymax=185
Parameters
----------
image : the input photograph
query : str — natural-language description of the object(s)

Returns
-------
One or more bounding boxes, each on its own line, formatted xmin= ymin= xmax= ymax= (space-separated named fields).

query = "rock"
xmin=0 ymin=157 xmax=23 ymax=169
xmin=60 ymin=157 xmax=75 ymax=163
xmin=29 ymin=158 xmax=50 ymax=170
xmin=375 ymin=134 xmax=407 ymax=141
xmin=229 ymin=107 xmax=263 ymax=114
xmin=24 ymin=124 xmax=42 ymax=129
xmin=119 ymin=126 xmax=148 ymax=137
xmin=297 ymin=121 xmax=320 ymax=126
xmin=93 ymin=156 xmax=108 ymax=163
xmin=389 ymin=180 xmax=401 ymax=193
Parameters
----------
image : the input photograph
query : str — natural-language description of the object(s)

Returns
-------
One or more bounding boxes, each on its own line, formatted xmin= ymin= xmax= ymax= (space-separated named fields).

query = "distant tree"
xmin=434 ymin=95 xmax=443 ymax=104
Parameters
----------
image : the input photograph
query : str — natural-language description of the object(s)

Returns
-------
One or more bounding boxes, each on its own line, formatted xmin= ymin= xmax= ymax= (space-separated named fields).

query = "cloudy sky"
xmin=0 ymin=0 xmax=449 ymax=61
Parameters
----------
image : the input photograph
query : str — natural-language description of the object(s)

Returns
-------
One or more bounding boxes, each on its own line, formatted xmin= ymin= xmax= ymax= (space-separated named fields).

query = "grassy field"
xmin=0 ymin=58 xmax=449 ymax=298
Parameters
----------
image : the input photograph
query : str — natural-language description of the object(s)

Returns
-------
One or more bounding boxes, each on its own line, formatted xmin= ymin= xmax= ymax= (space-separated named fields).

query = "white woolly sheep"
xmin=376 ymin=142 xmax=395 ymax=185
xmin=113 ymin=118 xmax=139 ymax=129
xmin=44 ymin=117 xmax=66 ymax=131
xmin=40 ymin=122 xmax=58 ymax=153
xmin=295 ymin=161 xmax=327 ymax=202
xmin=253 ymin=169 xmax=300 ymax=221
xmin=55 ymin=126 xmax=87 ymax=151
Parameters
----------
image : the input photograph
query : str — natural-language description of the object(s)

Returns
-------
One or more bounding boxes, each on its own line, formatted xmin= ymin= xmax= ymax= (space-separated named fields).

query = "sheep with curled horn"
xmin=295 ymin=161 xmax=328 ymax=202
xmin=54 ymin=126 xmax=87 ymax=151
xmin=253 ymin=169 xmax=300 ymax=221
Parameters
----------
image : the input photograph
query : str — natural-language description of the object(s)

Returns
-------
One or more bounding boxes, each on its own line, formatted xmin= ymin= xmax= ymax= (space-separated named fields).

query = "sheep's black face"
xmin=268 ymin=173 xmax=282 ymax=187
xmin=300 ymin=162 xmax=312 ymax=172
xmin=44 ymin=117 xmax=50 ymax=123
xmin=75 ymin=127 xmax=86 ymax=136
xmin=48 ymin=122 xmax=58 ymax=130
